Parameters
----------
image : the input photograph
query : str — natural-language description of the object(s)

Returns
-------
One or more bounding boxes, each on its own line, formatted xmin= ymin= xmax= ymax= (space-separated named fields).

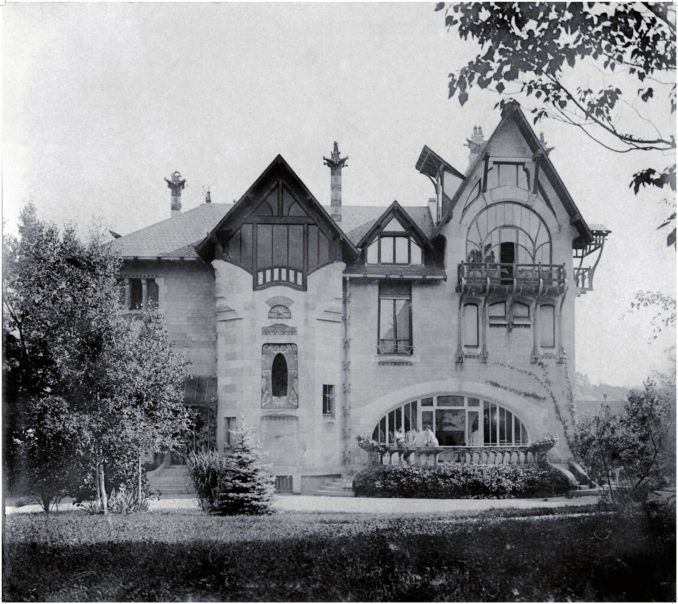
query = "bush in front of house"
xmin=352 ymin=463 xmax=570 ymax=499
xmin=187 ymin=423 xmax=275 ymax=515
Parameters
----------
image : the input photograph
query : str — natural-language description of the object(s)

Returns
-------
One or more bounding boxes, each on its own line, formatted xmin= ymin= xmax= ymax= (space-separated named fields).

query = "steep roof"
xmin=110 ymin=201 xmax=433 ymax=260
xmin=109 ymin=203 xmax=230 ymax=259
xmin=433 ymin=101 xmax=594 ymax=246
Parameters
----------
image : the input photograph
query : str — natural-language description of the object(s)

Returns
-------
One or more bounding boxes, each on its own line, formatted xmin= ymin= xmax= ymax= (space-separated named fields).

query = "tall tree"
xmin=438 ymin=2 xmax=676 ymax=245
xmin=3 ymin=203 xmax=189 ymax=513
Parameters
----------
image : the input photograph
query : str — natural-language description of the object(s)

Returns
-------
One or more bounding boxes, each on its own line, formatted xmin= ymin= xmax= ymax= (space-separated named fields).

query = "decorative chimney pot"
xmin=323 ymin=142 xmax=348 ymax=223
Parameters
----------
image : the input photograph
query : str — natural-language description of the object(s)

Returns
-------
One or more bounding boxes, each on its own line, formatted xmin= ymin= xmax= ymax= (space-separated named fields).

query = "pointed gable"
xmin=356 ymin=201 xmax=432 ymax=250
xmin=197 ymin=155 xmax=357 ymax=290
xmin=434 ymin=101 xmax=593 ymax=247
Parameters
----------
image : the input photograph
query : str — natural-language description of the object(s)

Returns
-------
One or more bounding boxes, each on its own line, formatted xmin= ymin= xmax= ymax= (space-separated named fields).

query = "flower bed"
xmin=352 ymin=463 xmax=570 ymax=499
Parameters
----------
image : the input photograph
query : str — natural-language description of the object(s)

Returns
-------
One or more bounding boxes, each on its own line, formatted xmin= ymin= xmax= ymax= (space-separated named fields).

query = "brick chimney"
xmin=165 ymin=171 xmax=186 ymax=216
xmin=465 ymin=126 xmax=485 ymax=170
xmin=323 ymin=142 xmax=348 ymax=222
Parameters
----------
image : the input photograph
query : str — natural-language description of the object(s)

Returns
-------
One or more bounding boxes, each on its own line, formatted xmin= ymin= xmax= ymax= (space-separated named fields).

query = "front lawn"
xmin=3 ymin=509 xmax=675 ymax=601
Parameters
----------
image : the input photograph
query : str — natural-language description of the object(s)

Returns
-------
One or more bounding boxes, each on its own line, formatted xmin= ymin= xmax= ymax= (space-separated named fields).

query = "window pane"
xmin=272 ymin=353 xmax=288 ymax=397
xmin=394 ymin=299 xmax=410 ymax=342
xmin=435 ymin=409 xmax=465 ymax=446
xmin=380 ymin=237 xmax=394 ymax=263
xmin=272 ymin=225 xmax=288 ymax=267
xmin=540 ymin=305 xmax=555 ymax=347
xmin=421 ymin=397 xmax=433 ymax=407
xmin=513 ymin=303 xmax=529 ymax=318
xmin=437 ymin=395 xmax=464 ymax=406
xmin=257 ymin=225 xmax=272 ymax=269
xmin=318 ymin=230 xmax=330 ymax=266
xmin=489 ymin=302 xmax=506 ymax=319
xmin=241 ymin=224 xmax=253 ymax=268
xmin=288 ymin=225 xmax=304 ymax=270
xmin=308 ymin=225 xmax=319 ymax=270
xmin=410 ymin=241 xmax=422 ymax=265
xmin=394 ymin=237 xmax=409 ymax=263
xmin=468 ymin=411 xmax=481 ymax=445
xmin=147 ymin=279 xmax=159 ymax=304
xmin=422 ymin=410 xmax=434 ymax=432
xmin=379 ymin=299 xmax=395 ymax=351
xmin=130 ymin=279 xmax=142 ymax=309
xmin=367 ymin=240 xmax=378 ymax=263
xmin=464 ymin=304 xmax=478 ymax=346
xmin=228 ymin=230 xmax=242 ymax=264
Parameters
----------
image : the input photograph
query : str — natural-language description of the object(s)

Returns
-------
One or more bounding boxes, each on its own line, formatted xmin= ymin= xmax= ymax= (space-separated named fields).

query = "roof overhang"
xmin=415 ymin=145 xmax=465 ymax=181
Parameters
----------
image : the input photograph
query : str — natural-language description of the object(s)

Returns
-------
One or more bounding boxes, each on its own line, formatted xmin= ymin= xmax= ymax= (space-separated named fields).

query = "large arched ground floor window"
xmin=371 ymin=394 xmax=528 ymax=447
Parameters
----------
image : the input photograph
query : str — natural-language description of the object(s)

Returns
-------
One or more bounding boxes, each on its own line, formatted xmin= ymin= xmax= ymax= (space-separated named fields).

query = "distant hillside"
xmin=574 ymin=373 xmax=632 ymax=403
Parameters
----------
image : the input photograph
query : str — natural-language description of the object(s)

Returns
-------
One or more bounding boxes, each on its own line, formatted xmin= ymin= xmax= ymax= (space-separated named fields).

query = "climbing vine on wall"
xmin=486 ymin=361 xmax=577 ymax=453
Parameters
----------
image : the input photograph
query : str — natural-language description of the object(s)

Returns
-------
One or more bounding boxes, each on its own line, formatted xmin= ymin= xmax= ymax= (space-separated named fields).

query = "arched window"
xmin=371 ymin=394 xmax=528 ymax=446
xmin=272 ymin=353 xmax=288 ymax=397
xmin=466 ymin=202 xmax=551 ymax=265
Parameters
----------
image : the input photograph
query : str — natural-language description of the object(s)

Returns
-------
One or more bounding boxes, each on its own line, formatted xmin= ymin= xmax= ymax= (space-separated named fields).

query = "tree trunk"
xmin=138 ymin=454 xmax=142 ymax=502
xmin=98 ymin=462 xmax=108 ymax=515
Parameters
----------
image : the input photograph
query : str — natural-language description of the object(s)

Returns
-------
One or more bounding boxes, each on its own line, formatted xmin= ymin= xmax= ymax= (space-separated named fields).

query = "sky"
xmin=3 ymin=2 xmax=676 ymax=388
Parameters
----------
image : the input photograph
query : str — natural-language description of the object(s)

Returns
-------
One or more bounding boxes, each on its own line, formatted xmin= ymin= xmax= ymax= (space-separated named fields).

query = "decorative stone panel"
xmin=261 ymin=343 xmax=298 ymax=409
xmin=262 ymin=323 xmax=297 ymax=336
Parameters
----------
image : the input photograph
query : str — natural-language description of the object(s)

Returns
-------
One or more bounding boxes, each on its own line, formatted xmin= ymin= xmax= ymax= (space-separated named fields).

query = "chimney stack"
xmin=465 ymin=126 xmax=485 ymax=170
xmin=205 ymin=188 xmax=212 ymax=204
xmin=165 ymin=170 xmax=186 ymax=216
xmin=323 ymin=142 xmax=348 ymax=222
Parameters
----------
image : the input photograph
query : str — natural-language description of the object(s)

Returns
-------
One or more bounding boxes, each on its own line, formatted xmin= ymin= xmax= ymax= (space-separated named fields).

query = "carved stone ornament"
xmin=268 ymin=304 xmax=292 ymax=320
xmin=262 ymin=323 xmax=297 ymax=336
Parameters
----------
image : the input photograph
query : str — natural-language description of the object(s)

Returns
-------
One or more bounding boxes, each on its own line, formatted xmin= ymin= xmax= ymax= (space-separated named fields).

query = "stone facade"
xmin=113 ymin=103 xmax=608 ymax=493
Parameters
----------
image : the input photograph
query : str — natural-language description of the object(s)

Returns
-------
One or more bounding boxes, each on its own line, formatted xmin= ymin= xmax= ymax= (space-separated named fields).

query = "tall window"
xmin=378 ymin=283 xmax=412 ymax=354
xmin=463 ymin=304 xmax=479 ymax=347
xmin=322 ymin=385 xmax=335 ymax=416
xmin=272 ymin=354 xmax=288 ymax=397
xmin=466 ymin=202 xmax=551 ymax=265
xmin=540 ymin=305 xmax=555 ymax=347
xmin=124 ymin=277 xmax=159 ymax=310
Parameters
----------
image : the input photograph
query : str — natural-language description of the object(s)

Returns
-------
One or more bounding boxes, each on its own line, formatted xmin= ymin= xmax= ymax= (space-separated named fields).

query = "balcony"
xmin=458 ymin=262 xmax=566 ymax=296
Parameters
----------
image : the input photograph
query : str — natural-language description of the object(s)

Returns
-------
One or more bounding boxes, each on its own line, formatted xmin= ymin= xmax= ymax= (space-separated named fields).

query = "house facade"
xmin=111 ymin=102 xmax=608 ymax=493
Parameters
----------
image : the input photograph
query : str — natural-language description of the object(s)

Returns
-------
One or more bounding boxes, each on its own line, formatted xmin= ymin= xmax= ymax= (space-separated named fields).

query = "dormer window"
xmin=367 ymin=235 xmax=422 ymax=265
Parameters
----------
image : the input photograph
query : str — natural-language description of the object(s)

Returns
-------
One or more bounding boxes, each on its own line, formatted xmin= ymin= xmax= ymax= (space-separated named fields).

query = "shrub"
xmin=353 ymin=463 xmax=570 ymax=499
xmin=187 ymin=423 xmax=274 ymax=515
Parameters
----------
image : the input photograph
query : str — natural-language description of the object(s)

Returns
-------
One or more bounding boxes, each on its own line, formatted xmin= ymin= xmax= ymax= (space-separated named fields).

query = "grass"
xmin=3 ymin=509 xmax=675 ymax=601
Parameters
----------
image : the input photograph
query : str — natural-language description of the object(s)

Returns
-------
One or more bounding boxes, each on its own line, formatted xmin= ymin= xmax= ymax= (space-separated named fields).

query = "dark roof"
xmin=109 ymin=203 xmax=229 ymax=259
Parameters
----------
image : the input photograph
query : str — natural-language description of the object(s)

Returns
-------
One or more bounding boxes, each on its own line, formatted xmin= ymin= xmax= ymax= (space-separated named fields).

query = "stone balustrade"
xmin=373 ymin=445 xmax=538 ymax=466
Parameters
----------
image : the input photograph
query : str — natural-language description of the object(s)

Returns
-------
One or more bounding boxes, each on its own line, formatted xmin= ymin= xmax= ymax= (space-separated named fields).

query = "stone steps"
xmin=147 ymin=464 xmax=195 ymax=496
xmin=314 ymin=477 xmax=354 ymax=497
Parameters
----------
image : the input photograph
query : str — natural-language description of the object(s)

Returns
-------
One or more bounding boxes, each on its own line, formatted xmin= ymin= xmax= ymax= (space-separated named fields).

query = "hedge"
xmin=352 ymin=463 xmax=571 ymax=498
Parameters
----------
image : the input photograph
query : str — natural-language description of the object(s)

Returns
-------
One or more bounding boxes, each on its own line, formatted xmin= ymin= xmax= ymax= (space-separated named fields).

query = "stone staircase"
xmin=313 ymin=476 xmax=355 ymax=497
xmin=147 ymin=464 xmax=195 ymax=497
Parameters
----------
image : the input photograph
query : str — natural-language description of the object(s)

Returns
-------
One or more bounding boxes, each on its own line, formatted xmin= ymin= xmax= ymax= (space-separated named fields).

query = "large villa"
xmin=111 ymin=101 xmax=609 ymax=494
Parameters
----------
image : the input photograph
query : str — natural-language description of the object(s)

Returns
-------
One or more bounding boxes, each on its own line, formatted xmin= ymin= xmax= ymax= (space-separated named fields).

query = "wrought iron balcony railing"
xmin=458 ymin=262 xmax=566 ymax=294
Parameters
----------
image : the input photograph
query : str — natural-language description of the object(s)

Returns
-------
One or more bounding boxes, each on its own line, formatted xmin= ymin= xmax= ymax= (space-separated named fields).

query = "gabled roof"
xmin=195 ymin=154 xmax=359 ymax=258
xmin=433 ymin=101 xmax=594 ymax=246
xmin=354 ymin=200 xmax=433 ymax=249
xmin=415 ymin=145 xmax=465 ymax=181
xmin=109 ymin=203 xmax=229 ymax=260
